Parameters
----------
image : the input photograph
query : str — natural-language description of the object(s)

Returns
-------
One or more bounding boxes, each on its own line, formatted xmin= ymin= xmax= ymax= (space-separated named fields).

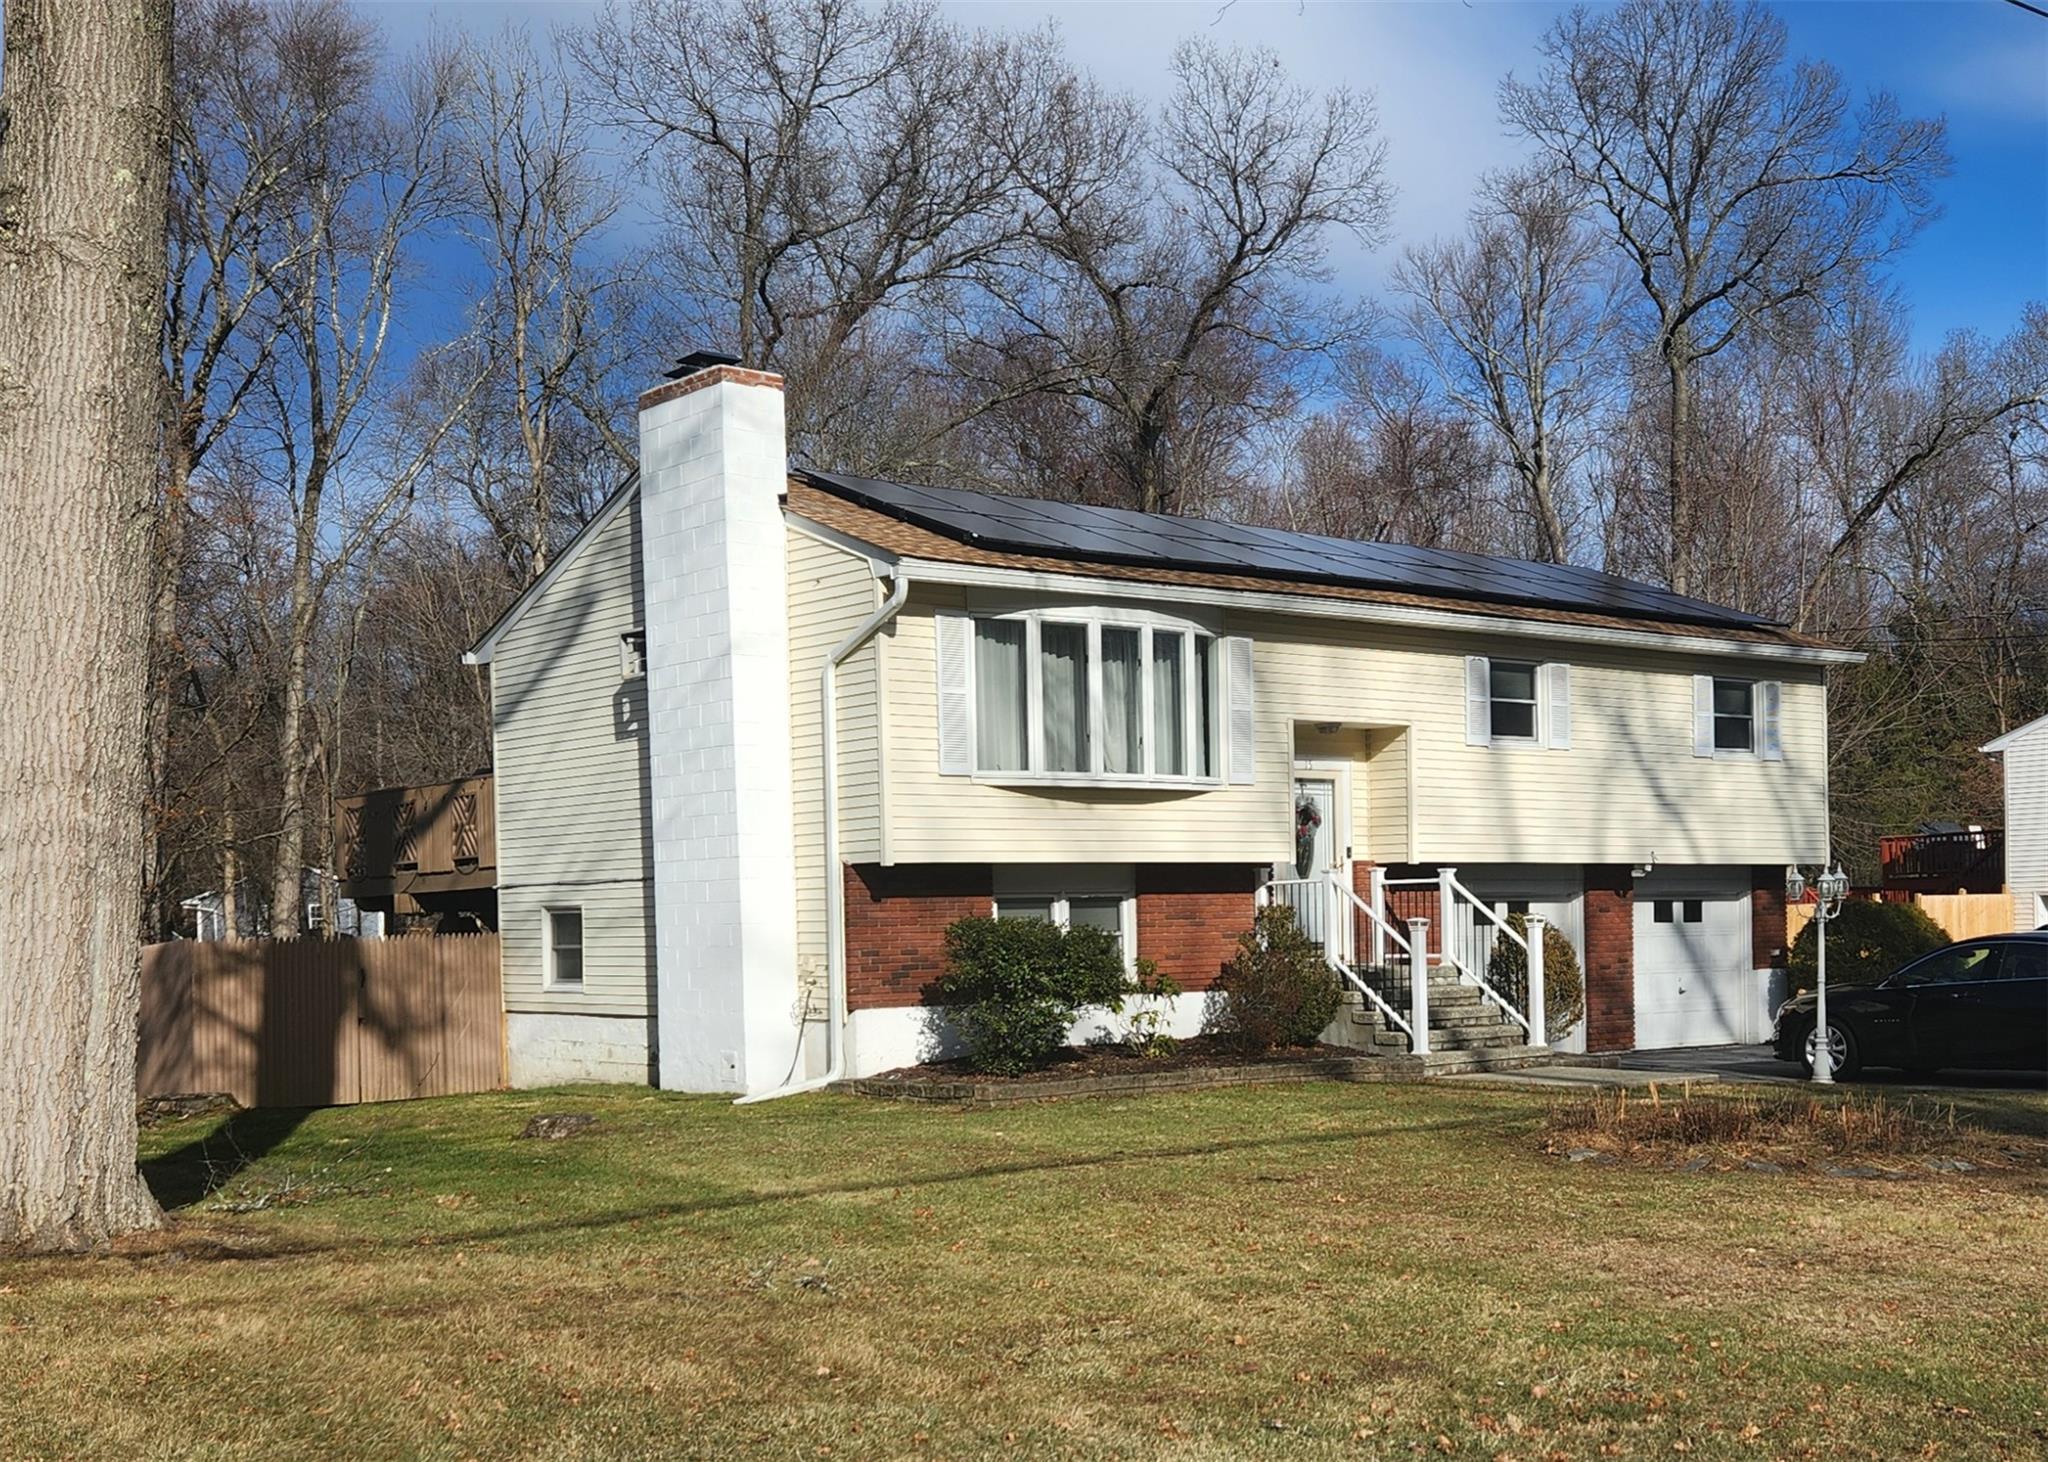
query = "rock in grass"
xmin=1822 ymin=1163 xmax=1892 ymax=1180
xmin=1741 ymin=1159 xmax=1785 ymax=1174
xmin=1566 ymin=1148 xmax=1614 ymax=1164
xmin=1678 ymin=1156 xmax=1712 ymax=1173
xmin=520 ymin=1113 xmax=598 ymax=1141
xmin=1922 ymin=1157 xmax=1976 ymax=1174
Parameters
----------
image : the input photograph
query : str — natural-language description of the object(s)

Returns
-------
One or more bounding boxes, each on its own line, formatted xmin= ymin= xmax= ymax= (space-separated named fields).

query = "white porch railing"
xmin=1257 ymin=874 xmax=1422 ymax=1046
xmin=1359 ymin=864 xmax=1548 ymax=1048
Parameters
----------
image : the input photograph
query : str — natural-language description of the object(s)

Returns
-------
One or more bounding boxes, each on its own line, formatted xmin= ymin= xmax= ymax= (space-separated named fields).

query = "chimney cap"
xmin=664 ymin=348 xmax=743 ymax=379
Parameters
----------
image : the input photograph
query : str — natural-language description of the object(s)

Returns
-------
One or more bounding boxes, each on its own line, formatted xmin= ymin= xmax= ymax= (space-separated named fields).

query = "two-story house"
xmin=465 ymin=355 xmax=1856 ymax=1094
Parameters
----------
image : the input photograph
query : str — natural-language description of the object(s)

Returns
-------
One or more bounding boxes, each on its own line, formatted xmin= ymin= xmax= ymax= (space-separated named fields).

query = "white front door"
xmin=1633 ymin=870 xmax=1755 ymax=1048
xmin=1286 ymin=761 xmax=1352 ymax=956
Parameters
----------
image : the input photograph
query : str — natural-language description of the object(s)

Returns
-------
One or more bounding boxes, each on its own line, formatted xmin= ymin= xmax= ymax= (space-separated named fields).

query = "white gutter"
xmin=736 ymin=570 xmax=911 ymax=1104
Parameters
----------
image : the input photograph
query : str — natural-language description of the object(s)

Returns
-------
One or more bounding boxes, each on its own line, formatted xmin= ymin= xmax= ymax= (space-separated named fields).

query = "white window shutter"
xmin=1225 ymin=636 xmax=1256 ymax=784
xmin=1464 ymin=656 xmax=1492 ymax=747
xmin=1692 ymin=675 xmax=1715 ymax=757
xmin=935 ymin=611 xmax=974 ymax=775
xmin=1758 ymin=680 xmax=1784 ymax=760
xmin=1543 ymin=662 xmax=1572 ymax=749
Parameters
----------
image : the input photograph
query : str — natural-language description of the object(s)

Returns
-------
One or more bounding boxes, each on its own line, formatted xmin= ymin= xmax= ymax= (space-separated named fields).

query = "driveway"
xmin=1617 ymin=1043 xmax=2048 ymax=1092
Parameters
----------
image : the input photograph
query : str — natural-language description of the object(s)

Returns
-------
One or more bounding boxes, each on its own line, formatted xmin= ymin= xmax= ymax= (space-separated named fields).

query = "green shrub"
xmin=1207 ymin=905 xmax=1341 ymax=1055
xmin=936 ymin=916 xmax=1134 ymax=1074
xmin=1121 ymin=960 xmax=1182 ymax=1058
xmin=1788 ymin=898 xmax=1947 ymax=989
xmin=1486 ymin=912 xmax=1585 ymax=1040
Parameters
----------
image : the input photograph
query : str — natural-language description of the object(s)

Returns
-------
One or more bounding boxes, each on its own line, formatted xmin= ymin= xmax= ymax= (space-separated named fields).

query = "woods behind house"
xmin=152 ymin=0 xmax=2047 ymax=937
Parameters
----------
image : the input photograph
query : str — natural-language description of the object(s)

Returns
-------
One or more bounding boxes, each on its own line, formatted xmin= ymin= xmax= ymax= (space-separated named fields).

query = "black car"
xmin=1772 ymin=932 xmax=2048 ymax=1079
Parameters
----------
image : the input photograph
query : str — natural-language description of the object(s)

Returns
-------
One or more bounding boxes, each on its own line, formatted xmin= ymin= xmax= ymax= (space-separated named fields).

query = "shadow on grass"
xmin=141 ymin=1107 xmax=320 ymax=1209
xmin=143 ymin=1108 xmax=1517 ymax=1261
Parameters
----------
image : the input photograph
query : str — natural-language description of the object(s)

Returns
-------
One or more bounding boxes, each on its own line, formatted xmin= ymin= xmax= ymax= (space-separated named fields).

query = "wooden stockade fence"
xmin=1786 ymin=891 xmax=2013 ymax=950
xmin=139 ymin=935 xmax=503 ymax=1108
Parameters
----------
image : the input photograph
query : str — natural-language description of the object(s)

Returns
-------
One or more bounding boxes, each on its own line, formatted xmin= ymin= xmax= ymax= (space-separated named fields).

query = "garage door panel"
xmin=1634 ymin=869 xmax=1755 ymax=1049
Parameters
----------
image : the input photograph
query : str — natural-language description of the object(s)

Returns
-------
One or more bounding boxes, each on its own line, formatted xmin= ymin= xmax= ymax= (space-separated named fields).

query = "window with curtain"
xmin=1152 ymin=630 xmax=1186 ymax=776
xmin=1102 ymin=626 xmax=1142 ymax=774
xmin=967 ymin=612 xmax=1220 ymax=783
xmin=974 ymin=620 xmax=1027 ymax=771
xmin=1039 ymin=621 xmax=1089 ymax=773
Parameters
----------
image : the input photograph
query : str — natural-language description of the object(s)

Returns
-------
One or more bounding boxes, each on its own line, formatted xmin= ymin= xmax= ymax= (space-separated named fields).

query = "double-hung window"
xmin=1464 ymin=655 xmax=1571 ymax=749
xmin=545 ymin=907 xmax=584 ymax=988
xmin=1487 ymin=660 xmax=1540 ymax=742
xmin=964 ymin=612 xmax=1224 ymax=783
xmin=994 ymin=876 xmax=1135 ymax=970
xmin=1692 ymin=675 xmax=1783 ymax=759
xmin=1711 ymin=678 xmax=1754 ymax=751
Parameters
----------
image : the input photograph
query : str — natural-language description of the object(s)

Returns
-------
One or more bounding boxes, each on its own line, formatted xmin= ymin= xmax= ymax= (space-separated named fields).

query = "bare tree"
xmin=575 ymin=0 xmax=1032 ymax=459
xmin=1787 ymin=300 xmax=2048 ymax=628
xmin=1502 ymin=0 xmax=1948 ymax=593
xmin=0 ymin=0 xmax=173 ymax=1250
xmin=1260 ymin=349 xmax=1502 ymax=552
xmin=449 ymin=30 xmax=638 ymax=583
xmin=1396 ymin=169 xmax=1616 ymax=562
xmin=146 ymin=0 xmax=350 ymax=936
xmin=964 ymin=37 xmax=1390 ymax=515
xmin=251 ymin=29 xmax=485 ymax=935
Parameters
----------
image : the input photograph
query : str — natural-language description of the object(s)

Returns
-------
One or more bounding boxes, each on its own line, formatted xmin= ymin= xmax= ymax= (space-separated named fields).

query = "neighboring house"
xmin=465 ymin=355 xmax=1857 ymax=1094
xmin=1983 ymin=715 xmax=2048 ymax=932
xmin=335 ymin=774 xmax=499 ymax=933
xmin=181 ymin=868 xmax=383 ymax=941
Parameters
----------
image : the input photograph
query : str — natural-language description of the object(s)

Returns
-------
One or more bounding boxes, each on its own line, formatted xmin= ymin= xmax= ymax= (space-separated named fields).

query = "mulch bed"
xmin=843 ymin=1036 xmax=1408 ymax=1106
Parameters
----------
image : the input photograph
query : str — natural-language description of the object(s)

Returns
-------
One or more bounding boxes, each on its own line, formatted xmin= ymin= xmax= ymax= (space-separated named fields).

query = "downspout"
xmin=736 ymin=570 xmax=910 ymax=1104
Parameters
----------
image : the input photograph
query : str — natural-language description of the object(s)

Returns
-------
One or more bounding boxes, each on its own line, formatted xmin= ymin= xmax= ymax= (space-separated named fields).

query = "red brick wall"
xmin=843 ymin=865 xmax=992 ymax=1010
xmin=1750 ymin=867 xmax=1788 ymax=969
xmin=1136 ymin=865 xmax=1260 ymax=991
xmin=1582 ymin=865 xmax=1636 ymax=1052
xmin=1379 ymin=865 xmax=1444 ymax=955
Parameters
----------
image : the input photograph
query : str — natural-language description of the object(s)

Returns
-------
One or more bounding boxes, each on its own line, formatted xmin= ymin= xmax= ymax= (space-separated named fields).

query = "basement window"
xmin=546 ymin=907 xmax=584 ymax=988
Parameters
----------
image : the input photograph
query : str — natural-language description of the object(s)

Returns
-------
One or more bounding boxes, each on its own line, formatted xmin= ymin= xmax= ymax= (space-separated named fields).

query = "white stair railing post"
xmin=1369 ymin=865 xmax=1387 ymax=967
xmin=1525 ymin=914 xmax=1547 ymax=1048
xmin=1437 ymin=867 xmax=1459 ymax=977
xmin=1407 ymin=917 xmax=1431 ymax=1055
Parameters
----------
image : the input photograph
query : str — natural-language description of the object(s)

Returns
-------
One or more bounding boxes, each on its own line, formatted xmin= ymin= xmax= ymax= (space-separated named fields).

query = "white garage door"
xmin=1633 ymin=869 xmax=1755 ymax=1049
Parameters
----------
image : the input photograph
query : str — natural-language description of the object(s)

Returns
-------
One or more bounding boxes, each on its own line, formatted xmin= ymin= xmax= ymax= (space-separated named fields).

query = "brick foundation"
xmin=1135 ymin=865 xmax=1260 ymax=991
xmin=843 ymin=865 xmax=992 ymax=1010
xmin=1582 ymin=865 xmax=1636 ymax=1052
xmin=1380 ymin=865 xmax=1444 ymax=955
xmin=1749 ymin=866 xmax=1788 ymax=969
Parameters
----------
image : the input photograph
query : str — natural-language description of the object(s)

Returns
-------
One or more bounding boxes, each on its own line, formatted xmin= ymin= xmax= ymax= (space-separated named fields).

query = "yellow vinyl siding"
xmin=491 ymin=500 xmax=653 ymax=1017
xmin=787 ymin=528 xmax=884 ymax=973
xmin=884 ymin=587 xmax=1283 ymax=863
xmin=880 ymin=588 xmax=1829 ymax=868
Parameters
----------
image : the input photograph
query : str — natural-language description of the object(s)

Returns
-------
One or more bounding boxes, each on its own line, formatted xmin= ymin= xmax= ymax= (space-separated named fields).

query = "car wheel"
xmin=1804 ymin=1020 xmax=1861 ymax=1081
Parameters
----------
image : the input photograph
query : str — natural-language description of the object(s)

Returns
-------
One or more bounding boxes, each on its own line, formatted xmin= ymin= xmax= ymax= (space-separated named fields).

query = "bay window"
xmin=965 ymin=611 xmax=1222 ymax=783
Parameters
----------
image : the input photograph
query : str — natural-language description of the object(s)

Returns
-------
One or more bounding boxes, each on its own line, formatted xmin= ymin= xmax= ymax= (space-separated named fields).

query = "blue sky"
xmin=376 ymin=0 xmax=2047 ymax=356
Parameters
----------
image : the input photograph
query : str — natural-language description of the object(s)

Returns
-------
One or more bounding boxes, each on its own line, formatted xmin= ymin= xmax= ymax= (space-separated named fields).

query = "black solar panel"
xmin=804 ymin=470 xmax=1780 ymax=630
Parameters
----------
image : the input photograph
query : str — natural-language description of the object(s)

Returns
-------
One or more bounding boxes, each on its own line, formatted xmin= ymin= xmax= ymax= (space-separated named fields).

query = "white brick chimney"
xmin=636 ymin=359 xmax=799 ymax=1093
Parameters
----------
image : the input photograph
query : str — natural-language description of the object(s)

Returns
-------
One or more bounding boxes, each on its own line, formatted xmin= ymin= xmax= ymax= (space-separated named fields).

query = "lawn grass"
xmin=4 ymin=1081 xmax=2046 ymax=1459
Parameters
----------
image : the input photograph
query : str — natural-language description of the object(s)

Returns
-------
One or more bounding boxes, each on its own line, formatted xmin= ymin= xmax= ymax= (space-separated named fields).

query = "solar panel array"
xmin=804 ymin=470 xmax=1780 ymax=630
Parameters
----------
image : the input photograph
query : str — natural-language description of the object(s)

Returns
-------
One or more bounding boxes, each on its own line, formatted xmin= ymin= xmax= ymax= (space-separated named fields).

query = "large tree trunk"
xmin=0 ymin=0 xmax=173 ymax=1251
xmin=1664 ymin=344 xmax=1695 ymax=596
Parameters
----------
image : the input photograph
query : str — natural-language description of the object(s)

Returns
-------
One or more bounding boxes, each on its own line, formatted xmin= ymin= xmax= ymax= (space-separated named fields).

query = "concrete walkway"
xmin=1442 ymin=1063 xmax=1724 ymax=1091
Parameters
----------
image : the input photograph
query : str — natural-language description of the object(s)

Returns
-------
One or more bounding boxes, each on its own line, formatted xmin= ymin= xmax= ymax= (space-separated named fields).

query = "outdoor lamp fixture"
xmin=1791 ymin=863 xmax=1852 ymax=1085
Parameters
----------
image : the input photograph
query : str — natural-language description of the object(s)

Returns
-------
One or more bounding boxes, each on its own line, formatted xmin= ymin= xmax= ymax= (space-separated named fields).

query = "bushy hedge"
xmin=1206 ymin=905 xmax=1342 ymax=1055
xmin=1788 ymin=898 xmax=1947 ymax=989
xmin=935 ymin=916 xmax=1133 ymax=1074
xmin=1486 ymin=912 xmax=1585 ymax=1040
